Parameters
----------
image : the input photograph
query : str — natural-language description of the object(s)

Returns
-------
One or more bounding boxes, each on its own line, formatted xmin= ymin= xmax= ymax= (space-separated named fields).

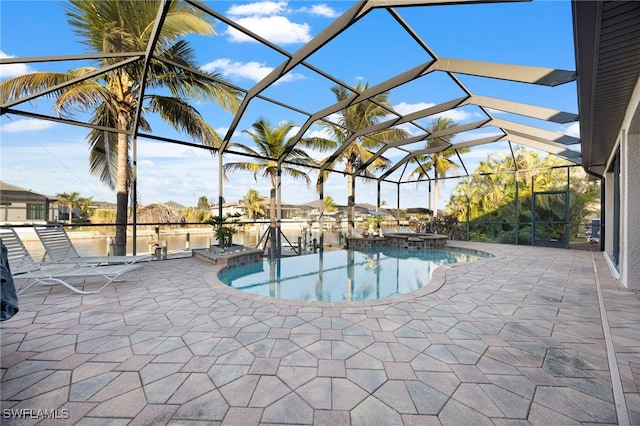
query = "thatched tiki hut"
xmin=137 ymin=204 xmax=185 ymax=229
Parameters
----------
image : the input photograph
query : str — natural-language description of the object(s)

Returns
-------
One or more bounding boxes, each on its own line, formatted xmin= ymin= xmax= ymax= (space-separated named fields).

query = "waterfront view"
xmin=17 ymin=226 xmax=353 ymax=260
xmin=1 ymin=0 xmax=638 ymax=423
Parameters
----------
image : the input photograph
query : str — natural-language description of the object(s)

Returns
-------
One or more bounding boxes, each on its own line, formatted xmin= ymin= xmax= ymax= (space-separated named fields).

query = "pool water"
xmin=218 ymin=247 xmax=492 ymax=302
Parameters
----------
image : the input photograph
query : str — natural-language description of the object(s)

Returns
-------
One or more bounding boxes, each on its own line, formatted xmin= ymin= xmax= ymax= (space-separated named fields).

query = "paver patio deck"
xmin=1 ymin=242 xmax=639 ymax=425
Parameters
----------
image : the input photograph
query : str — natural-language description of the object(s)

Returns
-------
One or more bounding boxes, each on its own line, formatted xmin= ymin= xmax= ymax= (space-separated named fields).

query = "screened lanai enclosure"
xmin=1 ymin=0 xmax=598 ymax=257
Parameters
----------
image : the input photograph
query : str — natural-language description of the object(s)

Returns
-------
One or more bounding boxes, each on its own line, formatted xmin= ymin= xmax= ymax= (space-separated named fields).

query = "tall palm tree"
xmin=410 ymin=117 xmax=468 ymax=219
xmin=57 ymin=191 xmax=82 ymax=223
xmin=223 ymin=118 xmax=317 ymax=256
xmin=0 ymin=0 xmax=241 ymax=255
xmin=313 ymin=82 xmax=410 ymax=235
xmin=241 ymin=189 xmax=266 ymax=220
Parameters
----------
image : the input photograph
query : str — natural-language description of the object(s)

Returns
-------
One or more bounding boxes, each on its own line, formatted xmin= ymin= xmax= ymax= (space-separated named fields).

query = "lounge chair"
xmin=34 ymin=225 xmax=152 ymax=265
xmin=0 ymin=228 xmax=141 ymax=295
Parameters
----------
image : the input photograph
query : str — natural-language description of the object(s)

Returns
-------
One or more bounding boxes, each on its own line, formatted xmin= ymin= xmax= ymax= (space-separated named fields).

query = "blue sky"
xmin=0 ymin=0 xmax=579 ymax=210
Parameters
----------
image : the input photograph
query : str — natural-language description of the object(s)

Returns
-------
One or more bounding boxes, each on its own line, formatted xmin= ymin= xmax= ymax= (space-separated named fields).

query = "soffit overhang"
xmin=573 ymin=0 xmax=640 ymax=177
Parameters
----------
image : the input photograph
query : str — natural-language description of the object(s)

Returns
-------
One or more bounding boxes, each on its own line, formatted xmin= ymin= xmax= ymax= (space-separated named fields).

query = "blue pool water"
xmin=218 ymin=247 xmax=492 ymax=302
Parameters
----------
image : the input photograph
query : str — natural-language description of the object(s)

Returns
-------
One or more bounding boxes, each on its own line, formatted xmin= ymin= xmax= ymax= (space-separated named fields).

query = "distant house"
xmin=57 ymin=205 xmax=80 ymax=222
xmin=0 ymin=181 xmax=58 ymax=224
xmin=215 ymin=201 xmax=246 ymax=218
xmin=215 ymin=201 xmax=313 ymax=222
xmin=275 ymin=202 xmax=312 ymax=221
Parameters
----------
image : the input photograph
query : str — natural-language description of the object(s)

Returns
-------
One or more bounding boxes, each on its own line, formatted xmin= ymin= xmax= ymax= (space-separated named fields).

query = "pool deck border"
xmin=1 ymin=241 xmax=639 ymax=425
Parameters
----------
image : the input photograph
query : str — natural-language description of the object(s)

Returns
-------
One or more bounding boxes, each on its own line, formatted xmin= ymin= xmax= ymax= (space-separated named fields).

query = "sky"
xmin=0 ymin=0 xmax=580 ymax=210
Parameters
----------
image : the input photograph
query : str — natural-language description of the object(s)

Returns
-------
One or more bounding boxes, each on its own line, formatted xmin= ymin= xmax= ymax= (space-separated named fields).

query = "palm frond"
xmin=146 ymin=95 xmax=221 ymax=147
xmin=0 ymin=72 xmax=81 ymax=103
xmin=300 ymin=136 xmax=338 ymax=152
xmin=55 ymin=80 xmax=111 ymax=117
xmin=86 ymin=104 xmax=120 ymax=189
xmin=283 ymin=167 xmax=312 ymax=187
xmin=160 ymin=11 xmax=216 ymax=39
xmin=285 ymin=147 xmax=318 ymax=165
xmin=222 ymin=162 xmax=262 ymax=181
xmin=226 ymin=143 xmax=261 ymax=158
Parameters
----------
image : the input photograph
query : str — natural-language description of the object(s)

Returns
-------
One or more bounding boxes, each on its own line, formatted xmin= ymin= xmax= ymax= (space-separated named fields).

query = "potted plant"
xmin=206 ymin=213 xmax=241 ymax=249
xmin=366 ymin=214 xmax=383 ymax=238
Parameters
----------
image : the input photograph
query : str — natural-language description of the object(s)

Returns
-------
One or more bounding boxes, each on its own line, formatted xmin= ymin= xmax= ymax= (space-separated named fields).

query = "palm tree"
xmin=312 ymin=82 xmax=410 ymax=235
xmin=57 ymin=191 xmax=82 ymax=223
xmin=241 ymin=189 xmax=266 ymax=220
xmin=77 ymin=196 xmax=94 ymax=221
xmin=0 ymin=0 xmax=241 ymax=255
xmin=410 ymin=117 xmax=468 ymax=219
xmin=322 ymin=195 xmax=338 ymax=213
xmin=223 ymin=118 xmax=317 ymax=257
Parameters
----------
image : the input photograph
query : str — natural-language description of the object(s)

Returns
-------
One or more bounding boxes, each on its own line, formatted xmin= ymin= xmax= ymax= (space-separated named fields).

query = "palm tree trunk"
xmin=316 ymin=250 xmax=324 ymax=301
xmin=433 ymin=176 xmax=440 ymax=234
xmin=114 ymin=126 xmax=129 ymax=256
xmin=434 ymin=177 xmax=440 ymax=220
xmin=269 ymin=184 xmax=277 ymax=259
xmin=346 ymin=249 xmax=355 ymax=301
xmin=269 ymin=259 xmax=276 ymax=297
xmin=348 ymin=174 xmax=355 ymax=236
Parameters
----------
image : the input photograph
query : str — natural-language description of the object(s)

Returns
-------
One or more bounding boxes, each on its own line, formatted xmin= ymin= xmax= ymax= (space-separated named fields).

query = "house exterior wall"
xmin=622 ymin=78 xmax=640 ymax=290
xmin=624 ymin=128 xmax=640 ymax=289
xmin=0 ymin=201 xmax=56 ymax=224
xmin=605 ymin=77 xmax=640 ymax=290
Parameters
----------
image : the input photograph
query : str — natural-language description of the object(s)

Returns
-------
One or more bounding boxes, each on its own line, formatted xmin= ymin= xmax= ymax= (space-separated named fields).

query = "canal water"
xmin=18 ymin=226 xmax=347 ymax=260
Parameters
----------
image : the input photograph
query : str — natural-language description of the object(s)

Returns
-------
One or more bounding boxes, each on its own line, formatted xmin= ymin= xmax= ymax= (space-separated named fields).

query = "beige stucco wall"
xmin=622 ymin=78 xmax=640 ymax=290
xmin=2 ymin=202 xmax=31 ymax=222
xmin=611 ymin=76 xmax=640 ymax=290
xmin=0 ymin=202 xmax=54 ymax=224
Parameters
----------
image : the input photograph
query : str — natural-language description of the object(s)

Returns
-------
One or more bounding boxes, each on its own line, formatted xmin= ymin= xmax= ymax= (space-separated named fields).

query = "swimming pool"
xmin=218 ymin=247 xmax=492 ymax=302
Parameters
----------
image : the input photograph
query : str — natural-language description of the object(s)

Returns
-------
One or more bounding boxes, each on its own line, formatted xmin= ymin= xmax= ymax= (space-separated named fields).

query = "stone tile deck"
xmin=1 ymin=242 xmax=639 ymax=425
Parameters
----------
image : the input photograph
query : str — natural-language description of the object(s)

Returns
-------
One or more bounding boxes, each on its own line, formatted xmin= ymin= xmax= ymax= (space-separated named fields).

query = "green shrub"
xmin=91 ymin=209 xmax=116 ymax=223
xmin=495 ymin=226 xmax=552 ymax=245
xmin=469 ymin=232 xmax=488 ymax=242
xmin=180 ymin=207 xmax=210 ymax=223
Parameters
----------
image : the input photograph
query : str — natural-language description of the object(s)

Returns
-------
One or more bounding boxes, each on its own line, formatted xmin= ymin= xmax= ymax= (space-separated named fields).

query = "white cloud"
xmin=180 ymin=148 xmax=202 ymax=158
xmin=223 ymin=1 xmax=336 ymax=44
xmin=394 ymin=101 xmax=436 ymax=115
xmin=323 ymin=112 xmax=342 ymax=125
xmin=452 ymin=130 xmax=504 ymax=143
xmin=138 ymin=140 xmax=214 ymax=159
xmin=201 ymin=58 xmax=305 ymax=84
xmin=298 ymin=4 xmax=340 ymax=18
xmin=561 ymin=121 xmax=580 ymax=138
xmin=485 ymin=107 xmax=506 ymax=116
xmin=215 ymin=127 xmax=230 ymax=137
xmin=225 ymin=15 xmax=312 ymax=44
xmin=304 ymin=127 xmax=332 ymax=140
xmin=432 ymin=109 xmax=478 ymax=123
xmin=393 ymin=101 xmax=480 ymax=123
xmin=0 ymin=118 xmax=56 ymax=133
xmin=202 ymin=58 xmax=273 ymax=82
xmin=0 ymin=50 xmax=34 ymax=79
xmin=227 ymin=1 xmax=288 ymax=17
